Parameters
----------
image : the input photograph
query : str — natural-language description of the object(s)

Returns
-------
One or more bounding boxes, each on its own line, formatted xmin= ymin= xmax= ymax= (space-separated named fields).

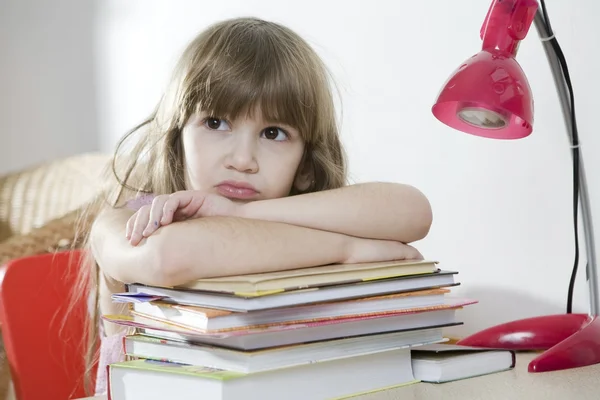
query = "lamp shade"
xmin=432 ymin=0 xmax=538 ymax=140
xmin=432 ymin=49 xmax=534 ymax=139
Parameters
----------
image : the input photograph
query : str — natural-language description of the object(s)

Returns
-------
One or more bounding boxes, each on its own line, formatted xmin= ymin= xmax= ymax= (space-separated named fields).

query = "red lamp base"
xmin=457 ymin=314 xmax=600 ymax=372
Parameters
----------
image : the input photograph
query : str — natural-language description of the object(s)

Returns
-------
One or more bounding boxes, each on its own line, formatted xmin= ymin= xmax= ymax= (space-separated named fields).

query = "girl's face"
xmin=181 ymin=110 xmax=310 ymax=201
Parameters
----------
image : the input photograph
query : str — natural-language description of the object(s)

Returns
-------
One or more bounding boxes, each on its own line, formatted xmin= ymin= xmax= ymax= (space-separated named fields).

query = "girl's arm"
xmin=91 ymin=208 xmax=421 ymax=288
xmin=240 ymin=182 xmax=433 ymax=243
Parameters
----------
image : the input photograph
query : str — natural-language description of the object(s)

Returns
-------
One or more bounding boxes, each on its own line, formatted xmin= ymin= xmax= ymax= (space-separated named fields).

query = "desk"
xmin=362 ymin=352 xmax=600 ymax=399
xmin=80 ymin=352 xmax=600 ymax=400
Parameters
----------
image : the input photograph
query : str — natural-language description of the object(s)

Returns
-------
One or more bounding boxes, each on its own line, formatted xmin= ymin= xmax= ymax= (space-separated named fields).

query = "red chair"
xmin=0 ymin=250 xmax=97 ymax=400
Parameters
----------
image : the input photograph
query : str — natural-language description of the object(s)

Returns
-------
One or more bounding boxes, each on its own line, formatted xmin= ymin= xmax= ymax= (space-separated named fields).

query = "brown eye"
xmin=262 ymin=127 xmax=287 ymax=141
xmin=204 ymin=118 xmax=229 ymax=130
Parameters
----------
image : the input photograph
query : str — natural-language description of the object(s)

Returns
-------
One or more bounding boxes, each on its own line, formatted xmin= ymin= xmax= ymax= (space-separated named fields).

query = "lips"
xmin=215 ymin=180 xmax=259 ymax=200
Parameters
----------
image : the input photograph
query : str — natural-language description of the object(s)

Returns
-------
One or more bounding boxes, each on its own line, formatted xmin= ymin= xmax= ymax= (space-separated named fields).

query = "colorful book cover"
xmin=138 ymin=287 xmax=450 ymax=320
xmin=102 ymin=297 xmax=477 ymax=336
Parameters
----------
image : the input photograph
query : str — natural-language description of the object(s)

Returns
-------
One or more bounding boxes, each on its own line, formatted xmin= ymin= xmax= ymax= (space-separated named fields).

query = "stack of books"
xmin=103 ymin=259 xmax=476 ymax=399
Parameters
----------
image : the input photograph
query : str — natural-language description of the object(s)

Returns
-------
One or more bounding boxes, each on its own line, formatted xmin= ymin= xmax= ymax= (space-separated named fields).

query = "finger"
xmin=125 ymin=214 xmax=136 ymax=240
xmin=161 ymin=192 xmax=194 ymax=224
xmin=176 ymin=194 xmax=205 ymax=220
xmin=143 ymin=195 xmax=170 ymax=236
xmin=130 ymin=206 xmax=151 ymax=246
xmin=161 ymin=197 xmax=181 ymax=225
xmin=172 ymin=204 xmax=196 ymax=222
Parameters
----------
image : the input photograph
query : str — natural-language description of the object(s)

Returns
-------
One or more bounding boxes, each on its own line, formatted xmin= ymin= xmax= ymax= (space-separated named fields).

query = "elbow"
xmin=409 ymin=186 xmax=433 ymax=242
xmin=388 ymin=182 xmax=433 ymax=243
xmin=90 ymin=213 xmax=202 ymax=288
xmin=412 ymin=201 xmax=433 ymax=242
xmin=110 ymin=228 xmax=182 ymax=287
xmin=114 ymin=237 xmax=178 ymax=287
xmin=146 ymin=258 xmax=181 ymax=288
xmin=144 ymin=233 xmax=188 ymax=287
xmin=144 ymin=223 xmax=211 ymax=287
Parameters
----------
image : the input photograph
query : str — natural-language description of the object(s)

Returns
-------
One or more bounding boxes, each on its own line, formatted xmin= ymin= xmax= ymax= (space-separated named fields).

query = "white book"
xmin=411 ymin=344 xmax=516 ymax=383
xmin=124 ymin=328 xmax=445 ymax=373
xmin=109 ymin=348 xmax=416 ymax=400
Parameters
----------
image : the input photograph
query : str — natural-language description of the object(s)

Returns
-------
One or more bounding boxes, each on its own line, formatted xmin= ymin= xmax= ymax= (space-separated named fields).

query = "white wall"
xmin=0 ymin=0 xmax=99 ymax=174
xmin=94 ymin=0 xmax=600 ymax=336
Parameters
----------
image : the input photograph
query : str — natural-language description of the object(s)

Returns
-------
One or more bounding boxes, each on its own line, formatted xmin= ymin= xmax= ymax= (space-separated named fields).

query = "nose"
xmin=225 ymin=135 xmax=259 ymax=173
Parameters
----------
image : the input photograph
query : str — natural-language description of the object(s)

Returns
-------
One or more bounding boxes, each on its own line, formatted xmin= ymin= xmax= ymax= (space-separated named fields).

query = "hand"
xmin=125 ymin=190 xmax=238 ymax=245
xmin=343 ymin=237 xmax=423 ymax=264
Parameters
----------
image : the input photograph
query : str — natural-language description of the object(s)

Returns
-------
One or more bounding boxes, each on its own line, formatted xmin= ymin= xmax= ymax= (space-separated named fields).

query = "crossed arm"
xmin=239 ymin=182 xmax=432 ymax=243
xmin=91 ymin=182 xmax=432 ymax=287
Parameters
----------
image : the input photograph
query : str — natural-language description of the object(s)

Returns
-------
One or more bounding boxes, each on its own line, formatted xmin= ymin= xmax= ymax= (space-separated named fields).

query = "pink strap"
xmin=125 ymin=194 xmax=156 ymax=211
xmin=95 ymin=331 xmax=127 ymax=395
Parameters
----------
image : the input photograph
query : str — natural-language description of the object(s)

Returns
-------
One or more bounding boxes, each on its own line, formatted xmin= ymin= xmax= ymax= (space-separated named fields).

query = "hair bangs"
xmin=188 ymin=27 xmax=320 ymax=143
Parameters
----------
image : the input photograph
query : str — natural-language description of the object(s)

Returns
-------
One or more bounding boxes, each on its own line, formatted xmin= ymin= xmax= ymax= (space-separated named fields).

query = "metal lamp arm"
xmin=533 ymin=10 xmax=599 ymax=316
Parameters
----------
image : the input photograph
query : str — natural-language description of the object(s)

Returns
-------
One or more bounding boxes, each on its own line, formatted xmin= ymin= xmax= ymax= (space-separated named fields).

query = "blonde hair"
xmin=75 ymin=16 xmax=348 ymax=395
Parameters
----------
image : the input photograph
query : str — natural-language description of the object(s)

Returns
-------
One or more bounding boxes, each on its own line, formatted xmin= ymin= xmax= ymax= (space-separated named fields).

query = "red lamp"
xmin=432 ymin=0 xmax=600 ymax=373
xmin=432 ymin=0 xmax=536 ymax=140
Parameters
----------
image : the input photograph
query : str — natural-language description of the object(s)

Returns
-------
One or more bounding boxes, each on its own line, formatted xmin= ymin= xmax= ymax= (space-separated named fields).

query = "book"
xmin=411 ymin=343 xmax=516 ymax=383
xmin=123 ymin=328 xmax=444 ymax=373
xmin=108 ymin=347 xmax=417 ymax=400
xmin=169 ymin=259 xmax=439 ymax=295
xmin=103 ymin=297 xmax=474 ymax=350
xmin=128 ymin=288 xmax=449 ymax=331
xmin=118 ymin=270 xmax=457 ymax=312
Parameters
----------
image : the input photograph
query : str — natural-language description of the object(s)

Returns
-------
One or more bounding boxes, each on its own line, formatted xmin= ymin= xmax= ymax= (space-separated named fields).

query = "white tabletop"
xmin=359 ymin=351 xmax=600 ymax=399
xmin=79 ymin=352 xmax=600 ymax=400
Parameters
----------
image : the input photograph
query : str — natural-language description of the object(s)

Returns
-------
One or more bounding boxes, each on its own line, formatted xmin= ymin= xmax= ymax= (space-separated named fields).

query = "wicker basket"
xmin=0 ymin=152 xmax=111 ymax=242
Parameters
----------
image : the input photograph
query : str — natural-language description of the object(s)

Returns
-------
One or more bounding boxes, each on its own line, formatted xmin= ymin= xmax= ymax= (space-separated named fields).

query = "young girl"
xmin=84 ymin=16 xmax=432 ymax=396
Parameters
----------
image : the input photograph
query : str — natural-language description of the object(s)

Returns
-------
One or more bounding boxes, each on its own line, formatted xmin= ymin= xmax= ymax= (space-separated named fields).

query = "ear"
xmin=293 ymin=157 xmax=314 ymax=192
